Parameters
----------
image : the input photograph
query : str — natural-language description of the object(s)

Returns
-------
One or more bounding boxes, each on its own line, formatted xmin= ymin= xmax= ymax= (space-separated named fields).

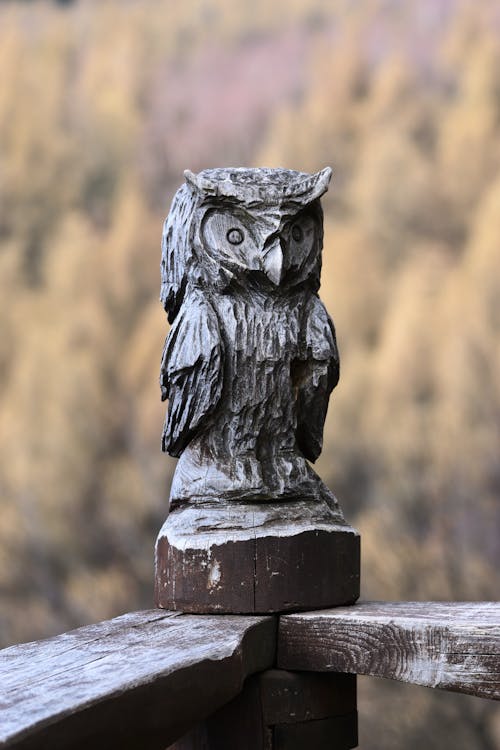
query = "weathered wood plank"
xmin=278 ymin=602 xmax=500 ymax=700
xmin=0 ymin=610 xmax=276 ymax=750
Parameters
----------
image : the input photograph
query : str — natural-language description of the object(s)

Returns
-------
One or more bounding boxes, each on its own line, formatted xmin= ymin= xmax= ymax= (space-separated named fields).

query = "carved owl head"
xmin=161 ymin=167 xmax=332 ymax=322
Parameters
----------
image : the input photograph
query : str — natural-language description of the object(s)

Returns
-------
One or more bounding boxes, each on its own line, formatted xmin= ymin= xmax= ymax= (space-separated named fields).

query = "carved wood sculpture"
xmin=155 ymin=167 xmax=360 ymax=613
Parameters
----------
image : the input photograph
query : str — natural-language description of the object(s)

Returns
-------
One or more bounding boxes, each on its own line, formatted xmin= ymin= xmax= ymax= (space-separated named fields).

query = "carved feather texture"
xmin=160 ymin=184 xmax=197 ymax=324
xmin=161 ymin=167 xmax=340 ymax=505
xmin=295 ymin=296 xmax=339 ymax=462
xmin=161 ymin=291 xmax=223 ymax=457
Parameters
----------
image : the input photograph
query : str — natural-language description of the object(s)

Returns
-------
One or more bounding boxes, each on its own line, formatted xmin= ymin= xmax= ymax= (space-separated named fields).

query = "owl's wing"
xmin=160 ymin=291 xmax=223 ymax=457
xmin=161 ymin=183 xmax=196 ymax=324
xmin=295 ymin=295 xmax=339 ymax=462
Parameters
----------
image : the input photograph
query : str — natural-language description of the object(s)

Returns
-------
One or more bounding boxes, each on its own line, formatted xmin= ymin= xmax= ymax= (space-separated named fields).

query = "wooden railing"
xmin=1 ymin=601 xmax=498 ymax=749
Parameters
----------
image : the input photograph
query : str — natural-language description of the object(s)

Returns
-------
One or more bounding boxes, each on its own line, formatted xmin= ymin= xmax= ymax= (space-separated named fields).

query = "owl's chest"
xmin=213 ymin=294 xmax=301 ymax=362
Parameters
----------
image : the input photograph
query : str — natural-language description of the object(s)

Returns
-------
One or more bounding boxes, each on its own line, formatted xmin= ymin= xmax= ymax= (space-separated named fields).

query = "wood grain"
xmin=278 ymin=601 xmax=500 ymax=700
xmin=0 ymin=610 xmax=276 ymax=750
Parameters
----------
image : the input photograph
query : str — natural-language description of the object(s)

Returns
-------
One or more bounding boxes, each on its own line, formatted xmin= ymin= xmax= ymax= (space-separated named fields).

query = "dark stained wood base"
xmin=155 ymin=499 xmax=360 ymax=614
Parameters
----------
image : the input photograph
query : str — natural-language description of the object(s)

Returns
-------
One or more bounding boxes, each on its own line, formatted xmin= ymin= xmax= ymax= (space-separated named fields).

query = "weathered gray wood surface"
xmin=278 ymin=601 xmax=500 ymax=700
xmin=0 ymin=610 xmax=276 ymax=750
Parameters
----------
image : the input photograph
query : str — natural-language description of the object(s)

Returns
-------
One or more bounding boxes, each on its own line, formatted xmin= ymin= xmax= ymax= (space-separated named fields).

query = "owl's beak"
xmin=262 ymin=237 xmax=284 ymax=285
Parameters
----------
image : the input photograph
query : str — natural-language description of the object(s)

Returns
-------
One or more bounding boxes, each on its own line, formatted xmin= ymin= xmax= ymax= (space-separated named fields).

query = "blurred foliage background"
xmin=0 ymin=0 xmax=499 ymax=746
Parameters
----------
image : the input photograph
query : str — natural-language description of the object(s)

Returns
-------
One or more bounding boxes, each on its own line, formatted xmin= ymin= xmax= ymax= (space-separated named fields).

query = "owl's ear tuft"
xmin=184 ymin=169 xmax=196 ymax=187
xmin=318 ymin=166 xmax=333 ymax=184
xmin=184 ymin=169 xmax=217 ymax=195
xmin=311 ymin=167 xmax=333 ymax=198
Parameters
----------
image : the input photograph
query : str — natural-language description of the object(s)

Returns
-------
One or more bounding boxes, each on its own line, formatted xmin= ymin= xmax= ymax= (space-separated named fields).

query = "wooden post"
xmin=169 ymin=670 xmax=357 ymax=750
xmin=155 ymin=167 xmax=360 ymax=614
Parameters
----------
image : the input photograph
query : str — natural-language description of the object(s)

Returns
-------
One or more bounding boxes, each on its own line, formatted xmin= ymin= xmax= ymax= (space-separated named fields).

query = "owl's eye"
xmin=291 ymin=224 xmax=303 ymax=242
xmin=227 ymin=228 xmax=244 ymax=245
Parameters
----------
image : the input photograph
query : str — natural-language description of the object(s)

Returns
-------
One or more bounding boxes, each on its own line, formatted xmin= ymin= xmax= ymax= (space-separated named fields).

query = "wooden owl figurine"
xmin=156 ymin=167 xmax=359 ymax=614
xmin=160 ymin=166 xmax=343 ymax=517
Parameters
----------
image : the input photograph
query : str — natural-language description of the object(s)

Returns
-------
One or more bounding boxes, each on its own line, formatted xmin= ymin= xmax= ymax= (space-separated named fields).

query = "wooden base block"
xmin=155 ymin=500 xmax=360 ymax=614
